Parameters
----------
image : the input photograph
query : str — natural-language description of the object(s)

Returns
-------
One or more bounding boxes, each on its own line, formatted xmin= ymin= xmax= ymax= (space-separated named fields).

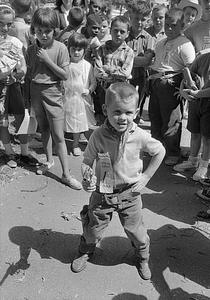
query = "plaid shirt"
xmin=94 ymin=40 xmax=134 ymax=84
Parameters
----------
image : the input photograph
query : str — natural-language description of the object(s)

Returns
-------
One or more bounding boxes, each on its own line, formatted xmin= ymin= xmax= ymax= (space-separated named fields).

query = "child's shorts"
xmin=187 ymin=98 xmax=210 ymax=138
xmin=30 ymin=82 xmax=64 ymax=121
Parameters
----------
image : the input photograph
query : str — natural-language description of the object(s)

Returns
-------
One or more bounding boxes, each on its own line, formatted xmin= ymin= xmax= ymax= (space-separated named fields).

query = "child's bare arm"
xmin=182 ymin=67 xmax=197 ymax=90
xmin=132 ymin=145 xmax=166 ymax=193
xmin=37 ymin=48 xmax=68 ymax=80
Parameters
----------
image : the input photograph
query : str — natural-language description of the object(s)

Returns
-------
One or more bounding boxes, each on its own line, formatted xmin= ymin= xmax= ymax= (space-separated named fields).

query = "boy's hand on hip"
xmin=131 ymin=174 xmax=150 ymax=193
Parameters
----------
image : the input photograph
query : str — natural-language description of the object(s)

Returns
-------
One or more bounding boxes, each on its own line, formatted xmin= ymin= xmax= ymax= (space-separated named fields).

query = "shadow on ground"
xmin=2 ymin=224 xmax=209 ymax=300
xmin=142 ymin=158 xmax=207 ymax=225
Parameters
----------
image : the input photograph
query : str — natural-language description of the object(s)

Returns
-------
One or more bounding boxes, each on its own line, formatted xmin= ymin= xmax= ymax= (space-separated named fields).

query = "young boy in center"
xmin=71 ymin=82 xmax=165 ymax=280
xmin=149 ymin=8 xmax=195 ymax=166
xmin=94 ymin=16 xmax=134 ymax=125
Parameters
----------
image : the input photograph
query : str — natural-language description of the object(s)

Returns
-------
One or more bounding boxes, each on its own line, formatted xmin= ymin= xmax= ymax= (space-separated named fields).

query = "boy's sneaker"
xmin=192 ymin=167 xmax=208 ymax=181
xmin=4 ymin=154 xmax=18 ymax=168
xmin=71 ymin=254 xmax=90 ymax=273
xmin=61 ymin=175 xmax=82 ymax=190
xmin=19 ymin=155 xmax=40 ymax=167
xmin=165 ymin=156 xmax=179 ymax=166
xmin=173 ymin=159 xmax=199 ymax=172
xmin=36 ymin=160 xmax=54 ymax=175
xmin=137 ymin=261 xmax=151 ymax=280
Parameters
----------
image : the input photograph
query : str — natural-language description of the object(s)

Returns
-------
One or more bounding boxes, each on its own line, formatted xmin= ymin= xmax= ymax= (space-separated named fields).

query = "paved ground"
xmin=0 ymin=116 xmax=210 ymax=300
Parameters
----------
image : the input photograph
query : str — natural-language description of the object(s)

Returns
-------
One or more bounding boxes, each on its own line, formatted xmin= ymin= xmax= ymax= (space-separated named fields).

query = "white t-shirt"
xmin=151 ymin=35 xmax=195 ymax=73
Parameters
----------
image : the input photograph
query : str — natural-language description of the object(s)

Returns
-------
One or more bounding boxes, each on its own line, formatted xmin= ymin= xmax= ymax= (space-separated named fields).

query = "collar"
xmin=103 ymin=119 xmax=136 ymax=137
xmin=36 ymin=38 xmax=54 ymax=49
xmin=129 ymin=28 xmax=148 ymax=40
xmin=149 ymin=26 xmax=165 ymax=36
xmin=106 ymin=40 xmax=127 ymax=51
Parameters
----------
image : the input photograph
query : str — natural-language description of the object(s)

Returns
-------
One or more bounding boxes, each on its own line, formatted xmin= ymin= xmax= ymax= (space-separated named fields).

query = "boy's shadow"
xmin=112 ymin=293 xmax=147 ymax=300
xmin=1 ymin=227 xmax=134 ymax=286
xmin=149 ymin=225 xmax=210 ymax=299
xmin=0 ymin=226 xmax=81 ymax=286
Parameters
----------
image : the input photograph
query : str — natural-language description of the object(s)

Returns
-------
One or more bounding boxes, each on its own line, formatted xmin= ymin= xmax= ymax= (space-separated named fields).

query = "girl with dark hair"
xmin=64 ymin=33 xmax=96 ymax=156
xmin=25 ymin=8 xmax=82 ymax=189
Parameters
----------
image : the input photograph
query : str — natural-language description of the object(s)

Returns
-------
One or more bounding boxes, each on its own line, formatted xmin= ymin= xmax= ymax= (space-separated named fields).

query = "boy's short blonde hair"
xmin=105 ymin=82 xmax=139 ymax=107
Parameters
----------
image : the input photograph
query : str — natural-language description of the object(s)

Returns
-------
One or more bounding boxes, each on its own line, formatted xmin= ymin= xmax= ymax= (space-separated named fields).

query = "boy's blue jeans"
xmin=79 ymin=190 xmax=150 ymax=261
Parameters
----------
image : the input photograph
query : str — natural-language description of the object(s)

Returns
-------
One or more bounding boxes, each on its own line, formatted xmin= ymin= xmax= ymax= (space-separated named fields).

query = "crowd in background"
xmin=0 ymin=0 xmax=210 ymax=207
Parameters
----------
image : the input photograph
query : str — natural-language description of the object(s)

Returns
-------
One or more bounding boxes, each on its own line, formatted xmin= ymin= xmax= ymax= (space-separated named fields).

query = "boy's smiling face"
xmin=110 ymin=21 xmax=129 ymax=46
xmin=164 ymin=15 xmax=183 ymax=40
xmin=103 ymin=96 xmax=138 ymax=133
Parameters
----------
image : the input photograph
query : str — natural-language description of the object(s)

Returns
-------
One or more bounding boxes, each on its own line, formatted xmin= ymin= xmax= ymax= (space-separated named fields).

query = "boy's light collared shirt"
xmin=146 ymin=26 xmax=166 ymax=45
xmin=151 ymin=35 xmax=195 ymax=73
xmin=94 ymin=40 xmax=134 ymax=80
xmin=83 ymin=120 xmax=164 ymax=190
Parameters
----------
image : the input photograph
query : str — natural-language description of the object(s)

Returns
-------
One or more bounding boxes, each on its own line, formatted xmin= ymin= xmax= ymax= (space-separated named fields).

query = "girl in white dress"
xmin=64 ymin=32 xmax=96 ymax=156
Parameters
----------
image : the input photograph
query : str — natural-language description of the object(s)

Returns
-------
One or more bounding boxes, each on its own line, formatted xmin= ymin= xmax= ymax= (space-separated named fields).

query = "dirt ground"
xmin=0 ymin=117 xmax=210 ymax=300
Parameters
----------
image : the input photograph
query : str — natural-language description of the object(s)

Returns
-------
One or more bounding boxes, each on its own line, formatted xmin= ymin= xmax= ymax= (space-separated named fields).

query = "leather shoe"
xmin=137 ymin=261 xmax=151 ymax=280
xmin=71 ymin=254 xmax=90 ymax=273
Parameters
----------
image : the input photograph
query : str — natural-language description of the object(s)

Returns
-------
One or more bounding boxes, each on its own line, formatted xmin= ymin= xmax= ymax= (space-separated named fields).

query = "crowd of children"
xmin=0 ymin=0 xmax=210 ymax=281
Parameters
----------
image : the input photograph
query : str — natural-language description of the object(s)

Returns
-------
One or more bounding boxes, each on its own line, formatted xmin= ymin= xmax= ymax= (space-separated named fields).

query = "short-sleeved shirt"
xmin=146 ymin=26 xmax=166 ymax=45
xmin=83 ymin=120 xmax=164 ymax=189
xmin=190 ymin=49 xmax=210 ymax=88
xmin=185 ymin=19 xmax=210 ymax=53
xmin=26 ymin=39 xmax=70 ymax=84
xmin=94 ymin=40 xmax=134 ymax=81
xmin=126 ymin=29 xmax=154 ymax=83
xmin=151 ymin=35 xmax=195 ymax=73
